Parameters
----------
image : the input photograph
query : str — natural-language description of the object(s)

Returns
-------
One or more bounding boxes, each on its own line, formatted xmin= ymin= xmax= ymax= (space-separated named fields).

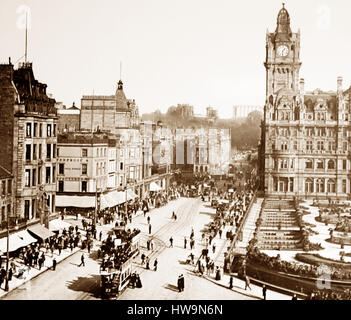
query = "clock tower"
xmin=264 ymin=4 xmax=302 ymax=98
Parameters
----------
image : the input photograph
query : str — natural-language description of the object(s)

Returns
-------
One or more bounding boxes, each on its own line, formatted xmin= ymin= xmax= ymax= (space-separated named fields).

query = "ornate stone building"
xmin=260 ymin=5 xmax=351 ymax=199
xmin=0 ymin=61 xmax=58 ymax=225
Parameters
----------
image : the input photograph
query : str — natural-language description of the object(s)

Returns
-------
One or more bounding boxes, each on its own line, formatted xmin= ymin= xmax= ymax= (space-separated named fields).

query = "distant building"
xmin=57 ymin=102 xmax=80 ymax=133
xmin=0 ymin=61 xmax=58 ymax=226
xmin=206 ymin=106 xmax=218 ymax=119
xmin=80 ymin=80 xmax=140 ymax=133
xmin=233 ymin=105 xmax=263 ymax=120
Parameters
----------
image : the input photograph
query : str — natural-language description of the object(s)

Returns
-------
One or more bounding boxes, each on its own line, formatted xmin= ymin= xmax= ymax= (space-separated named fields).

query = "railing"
xmin=228 ymin=190 xmax=258 ymax=264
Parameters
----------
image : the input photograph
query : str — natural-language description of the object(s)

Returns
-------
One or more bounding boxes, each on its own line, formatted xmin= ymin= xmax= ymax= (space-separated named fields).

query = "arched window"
xmin=327 ymin=160 xmax=335 ymax=170
xmin=327 ymin=179 xmax=336 ymax=193
xmin=316 ymin=179 xmax=325 ymax=193
xmin=305 ymin=178 xmax=314 ymax=193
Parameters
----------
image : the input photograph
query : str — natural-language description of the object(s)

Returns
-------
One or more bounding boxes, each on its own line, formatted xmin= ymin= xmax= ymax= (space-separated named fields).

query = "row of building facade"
xmin=0 ymin=61 xmax=230 ymax=232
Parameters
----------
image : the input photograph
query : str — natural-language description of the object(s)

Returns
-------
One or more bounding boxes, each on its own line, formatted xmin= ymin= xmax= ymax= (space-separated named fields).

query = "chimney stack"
xmin=337 ymin=76 xmax=343 ymax=93
xmin=299 ymin=78 xmax=305 ymax=94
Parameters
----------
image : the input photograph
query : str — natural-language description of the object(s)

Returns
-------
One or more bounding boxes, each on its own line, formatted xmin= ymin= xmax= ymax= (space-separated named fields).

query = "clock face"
xmin=277 ymin=45 xmax=289 ymax=57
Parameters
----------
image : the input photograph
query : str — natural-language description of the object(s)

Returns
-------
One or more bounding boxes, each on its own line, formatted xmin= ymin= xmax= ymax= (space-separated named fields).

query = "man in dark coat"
xmin=148 ymin=224 xmax=152 ymax=234
xmin=184 ymin=237 xmax=187 ymax=249
xmin=79 ymin=254 xmax=85 ymax=267
xmin=177 ymin=275 xmax=182 ymax=292
xmin=52 ymin=258 xmax=57 ymax=271
xmin=169 ymin=237 xmax=173 ymax=248
xmin=153 ymin=258 xmax=158 ymax=271
xmin=180 ymin=274 xmax=184 ymax=291
xmin=262 ymin=284 xmax=267 ymax=300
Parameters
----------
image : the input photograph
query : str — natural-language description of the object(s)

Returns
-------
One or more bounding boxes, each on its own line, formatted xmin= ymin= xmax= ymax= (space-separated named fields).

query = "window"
xmin=305 ymin=160 xmax=313 ymax=169
xmin=81 ymin=181 xmax=87 ymax=192
xmin=120 ymin=162 xmax=123 ymax=170
xmin=24 ymin=200 xmax=30 ymax=220
xmin=343 ymin=141 xmax=348 ymax=152
xmin=32 ymin=199 xmax=36 ymax=218
xmin=293 ymin=141 xmax=297 ymax=150
xmin=53 ymin=124 xmax=56 ymax=137
xmin=32 ymin=168 xmax=36 ymax=186
xmin=26 ymin=123 xmax=32 ymax=137
xmin=33 ymin=144 xmax=37 ymax=160
xmin=46 ymin=167 xmax=51 ymax=184
xmin=82 ymin=164 xmax=87 ymax=175
xmin=316 ymin=179 xmax=325 ymax=193
xmin=47 ymin=124 xmax=52 ymax=137
xmin=82 ymin=149 xmax=88 ymax=157
xmin=58 ymin=181 xmax=64 ymax=192
xmin=343 ymin=159 xmax=347 ymax=170
xmin=25 ymin=144 xmax=31 ymax=161
xmin=46 ymin=144 xmax=51 ymax=159
xmin=317 ymin=160 xmax=324 ymax=169
xmin=2 ymin=181 xmax=5 ymax=196
xmin=327 ymin=179 xmax=336 ymax=193
xmin=59 ymin=163 xmax=64 ymax=175
xmin=327 ymin=160 xmax=335 ymax=170
xmin=7 ymin=180 xmax=11 ymax=195
xmin=38 ymin=166 xmax=41 ymax=185
xmin=317 ymin=141 xmax=324 ymax=151
xmin=96 ymin=163 xmax=99 ymax=176
xmin=39 ymin=124 xmax=42 ymax=137
xmin=39 ymin=144 xmax=42 ymax=160
xmin=53 ymin=144 xmax=56 ymax=158
xmin=52 ymin=165 xmax=56 ymax=183
xmin=33 ymin=123 xmax=37 ymax=137
xmin=129 ymin=166 xmax=135 ymax=179
xmin=25 ymin=169 xmax=31 ymax=187
xmin=57 ymin=148 xmax=59 ymax=157
xmin=306 ymin=128 xmax=313 ymax=136
xmin=306 ymin=141 xmax=313 ymax=151
xmin=1 ymin=207 xmax=5 ymax=222
xmin=343 ymin=180 xmax=347 ymax=193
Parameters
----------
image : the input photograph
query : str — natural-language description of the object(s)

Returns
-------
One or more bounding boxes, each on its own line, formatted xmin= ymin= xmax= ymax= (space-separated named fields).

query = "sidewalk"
xmin=0 ymin=216 xmax=101 ymax=299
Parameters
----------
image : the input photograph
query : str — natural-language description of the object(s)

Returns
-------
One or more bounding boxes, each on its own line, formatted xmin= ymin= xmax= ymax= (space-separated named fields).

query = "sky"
xmin=1 ymin=0 xmax=351 ymax=118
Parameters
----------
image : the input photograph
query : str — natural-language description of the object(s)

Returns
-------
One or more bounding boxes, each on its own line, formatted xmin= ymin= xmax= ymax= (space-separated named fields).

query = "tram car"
xmin=100 ymin=258 xmax=133 ymax=299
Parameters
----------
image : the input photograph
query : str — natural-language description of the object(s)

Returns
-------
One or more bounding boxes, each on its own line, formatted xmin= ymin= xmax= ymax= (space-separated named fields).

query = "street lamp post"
xmin=4 ymin=215 xmax=9 ymax=292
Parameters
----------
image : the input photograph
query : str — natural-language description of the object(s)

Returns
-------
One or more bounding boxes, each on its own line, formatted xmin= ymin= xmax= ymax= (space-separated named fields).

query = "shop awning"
xmin=27 ymin=224 xmax=55 ymax=240
xmin=0 ymin=230 xmax=37 ymax=253
xmin=149 ymin=182 xmax=162 ymax=192
xmin=56 ymin=195 xmax=95 ymax=208
xmin=127 ymin=189 xmax=138 ymax=200
xmin=49 ymin=219 xmax=72 ymax=231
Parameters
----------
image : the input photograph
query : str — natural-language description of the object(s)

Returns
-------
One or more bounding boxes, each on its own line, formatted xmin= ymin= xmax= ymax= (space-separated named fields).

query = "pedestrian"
xmin=184 ymin=237 xmax=187 ymax=249
xmin=262 ymin=284 xmax=267 ymax=300
xmin=154 ymin=258 xmax=158 ymax=271
xmin=177 ymin=275 xmax=182 ymax=292
xmin=174 ymin=214 xmax=177 ymax=221
xmin=150 ymin=239 xmax=154 ymax=251
xmin=244 ymin=275 xmax=251 ymax=290
xmin=99 ymin=231 xmax=102 ymax=242
xmin=52 ymin=257 xmax=57 ymax=270
xmin=146 ymin=240 xmax=150 ymax=251
xmin=212 ymin=243 xmax=216 ymax=254
xmin=146 ymin=257 xmax=150 ymax=270
xmin=292 ymin=294 xmax=297 ymax=301
xmin=58 ymin=245 xmax=62 ymax=256
xmin=148 ymin=224 xmax=152 ymax=235
xmin=147 ymin=216 xmax=150 ymax=225
xmin=169 ymin=237 xmax=173 ymax=248
xmin=79 ymin=254 xmax=85 ymax=267
xmin=215 ymin=266 xmax=221 ymax=280
xmin=180 ymin=274 xmax=185 ymax=291
xmin=219 ymin=229 xmax=222 ymax=239
xmin=229 ymin=275 xmax=233 ymax=289
xmin=87 ymin=241 xmax=91 ymax=254
xmin=70 ymin=242 xmax=74 ymax=252
xmin=190 ymin=239 xmax=194 ymax=250
xmin=141 ymin=253 xmax=145 ymax=265
xmin=75 ymin=225 xmax=79 ymax=233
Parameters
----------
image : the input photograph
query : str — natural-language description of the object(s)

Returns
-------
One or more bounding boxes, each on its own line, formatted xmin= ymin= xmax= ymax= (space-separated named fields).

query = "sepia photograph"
xmin=0 ymin=0 xmax=351 ymax=310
